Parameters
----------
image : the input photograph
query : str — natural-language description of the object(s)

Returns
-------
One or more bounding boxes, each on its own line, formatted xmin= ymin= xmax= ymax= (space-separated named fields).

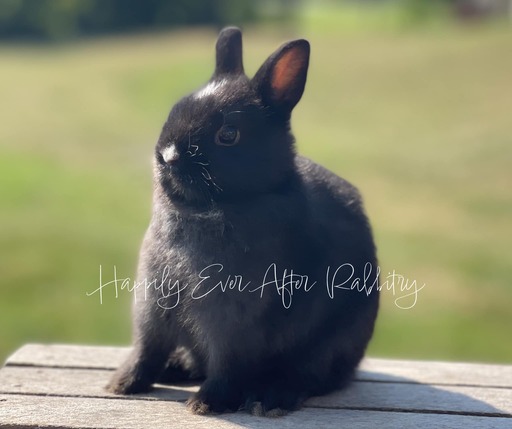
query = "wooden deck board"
xmin=7 ymin=343 xmax=512 ymax=387
xmin=1 ymin=344 xmax=511 ymax=428
xmin=0 ymin=366 xmax=511 ymax=416
xmin=2 ymin=395 xmax=512 ymax=429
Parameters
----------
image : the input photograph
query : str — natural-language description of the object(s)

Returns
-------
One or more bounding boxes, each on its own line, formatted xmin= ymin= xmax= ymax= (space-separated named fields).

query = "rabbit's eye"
xmin=215 ymin=125 xmax=240 ymax=146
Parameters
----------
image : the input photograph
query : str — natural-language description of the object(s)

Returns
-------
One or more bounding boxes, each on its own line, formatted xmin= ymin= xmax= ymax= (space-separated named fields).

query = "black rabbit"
xmin=106 ymin=27 xmax=379 ymax=417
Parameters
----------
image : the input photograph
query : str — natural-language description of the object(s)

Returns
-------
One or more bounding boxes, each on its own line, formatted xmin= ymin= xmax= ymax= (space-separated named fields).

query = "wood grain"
xmin=6 ymin=344 xmax=512 ymax=387
xmin=0 ymin=366 xmax=510 ymax=416
xmin=1 ymin=344 xmax=511 ymax=428
xmin=1 ymin=395 xmax=511 ymax=429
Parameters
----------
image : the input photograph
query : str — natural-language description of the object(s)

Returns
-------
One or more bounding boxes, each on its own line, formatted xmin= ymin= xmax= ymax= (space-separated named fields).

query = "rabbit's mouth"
xmin=156 ymin=152 xmax=221 ymax=205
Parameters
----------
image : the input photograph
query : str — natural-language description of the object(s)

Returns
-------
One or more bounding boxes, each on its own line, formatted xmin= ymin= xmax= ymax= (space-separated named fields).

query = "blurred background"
xmin=1 ymin=0 xmax=511 ymax=364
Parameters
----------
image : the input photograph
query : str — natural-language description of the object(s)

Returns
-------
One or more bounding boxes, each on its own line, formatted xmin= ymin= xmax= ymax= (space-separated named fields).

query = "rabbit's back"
xmin=296 ymin=155 xmax=376 ymax=257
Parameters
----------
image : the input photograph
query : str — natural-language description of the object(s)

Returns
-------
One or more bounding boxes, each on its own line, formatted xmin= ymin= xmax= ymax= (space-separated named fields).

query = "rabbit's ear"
xmin=214 ymin=27 xmax=244 ymax=77
xmin=253 ymin=40 xmax=310 ymax=113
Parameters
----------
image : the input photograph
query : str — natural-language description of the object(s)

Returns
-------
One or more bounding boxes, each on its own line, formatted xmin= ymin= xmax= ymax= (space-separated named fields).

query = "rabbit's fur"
xmin=106 ymin=27 xmax=379 ymax=416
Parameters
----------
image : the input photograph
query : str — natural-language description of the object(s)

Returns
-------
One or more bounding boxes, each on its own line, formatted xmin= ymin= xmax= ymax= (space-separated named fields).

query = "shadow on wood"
xmin=0 ymin=344 xmax=511 ymax=428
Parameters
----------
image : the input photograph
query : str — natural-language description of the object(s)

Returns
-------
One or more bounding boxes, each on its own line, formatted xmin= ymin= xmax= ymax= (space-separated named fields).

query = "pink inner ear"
xmin=271 ymin=48 xmax=305 ymax=99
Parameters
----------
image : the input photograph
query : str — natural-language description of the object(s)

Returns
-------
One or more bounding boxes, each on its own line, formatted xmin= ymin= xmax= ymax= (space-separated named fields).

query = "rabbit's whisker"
xmin=201 ymin=167 xmax=212 ymax=180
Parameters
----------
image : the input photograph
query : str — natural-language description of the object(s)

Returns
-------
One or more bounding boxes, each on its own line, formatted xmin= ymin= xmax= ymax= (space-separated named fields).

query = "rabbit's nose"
xmin=162 ymin=145 xmax=179 ymax=164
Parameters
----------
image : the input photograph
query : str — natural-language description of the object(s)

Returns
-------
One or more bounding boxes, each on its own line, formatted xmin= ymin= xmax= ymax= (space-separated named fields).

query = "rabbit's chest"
xmin=173 ymin=213 xmax=309 ymax=269
xmin=150 ymin=209 xmax=315 ymax=305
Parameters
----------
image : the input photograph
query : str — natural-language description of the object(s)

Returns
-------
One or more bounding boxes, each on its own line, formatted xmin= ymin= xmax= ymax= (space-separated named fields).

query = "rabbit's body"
xmin=107 ymin=28 xmax=379 ymax=416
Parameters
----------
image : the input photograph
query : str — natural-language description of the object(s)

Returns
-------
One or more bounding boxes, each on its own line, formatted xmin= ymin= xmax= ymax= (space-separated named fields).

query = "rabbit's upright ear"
xmin=214 ymin=27 xmax=244 ymax=77
xmin=252 ymin=40 xmax=310 ymax=114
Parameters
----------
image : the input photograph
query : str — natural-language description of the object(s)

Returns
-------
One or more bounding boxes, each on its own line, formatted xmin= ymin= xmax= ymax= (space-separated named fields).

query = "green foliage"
xmin=0 ymin=0 xmax=263 ymax=40
xmin=398 ymin=0 xmax=452 ymax=25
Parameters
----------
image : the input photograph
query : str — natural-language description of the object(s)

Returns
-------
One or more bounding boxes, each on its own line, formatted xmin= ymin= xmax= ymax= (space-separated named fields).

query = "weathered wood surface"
xmin=8 ymin=343 xmax=512 ymax=387
xmin=1 ymin=344 xmax=511 ymax=429
xmin=1 ymin=366 xmax=511 ymax=415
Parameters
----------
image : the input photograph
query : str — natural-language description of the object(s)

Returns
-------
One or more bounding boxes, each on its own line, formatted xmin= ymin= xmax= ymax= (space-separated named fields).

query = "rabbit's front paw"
xmin=105 ymin=368 xmax=153 ymax=395
xmin=186 ymin=379 xmax=242 ymax=415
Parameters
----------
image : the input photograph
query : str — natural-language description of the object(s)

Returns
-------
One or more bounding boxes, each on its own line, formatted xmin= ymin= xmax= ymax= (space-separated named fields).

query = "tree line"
xmin=0 ymin=0 xmax=295 ymax=41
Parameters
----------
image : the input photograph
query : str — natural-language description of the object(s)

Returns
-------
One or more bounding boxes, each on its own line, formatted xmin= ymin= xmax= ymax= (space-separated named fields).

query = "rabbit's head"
xmin=155 ymin=27 xmax=310 ymax=206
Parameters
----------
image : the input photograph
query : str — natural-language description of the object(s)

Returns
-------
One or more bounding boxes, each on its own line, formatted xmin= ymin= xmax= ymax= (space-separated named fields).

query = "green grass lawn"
xmin=1 ymin=11 xmax=511 ymax=363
